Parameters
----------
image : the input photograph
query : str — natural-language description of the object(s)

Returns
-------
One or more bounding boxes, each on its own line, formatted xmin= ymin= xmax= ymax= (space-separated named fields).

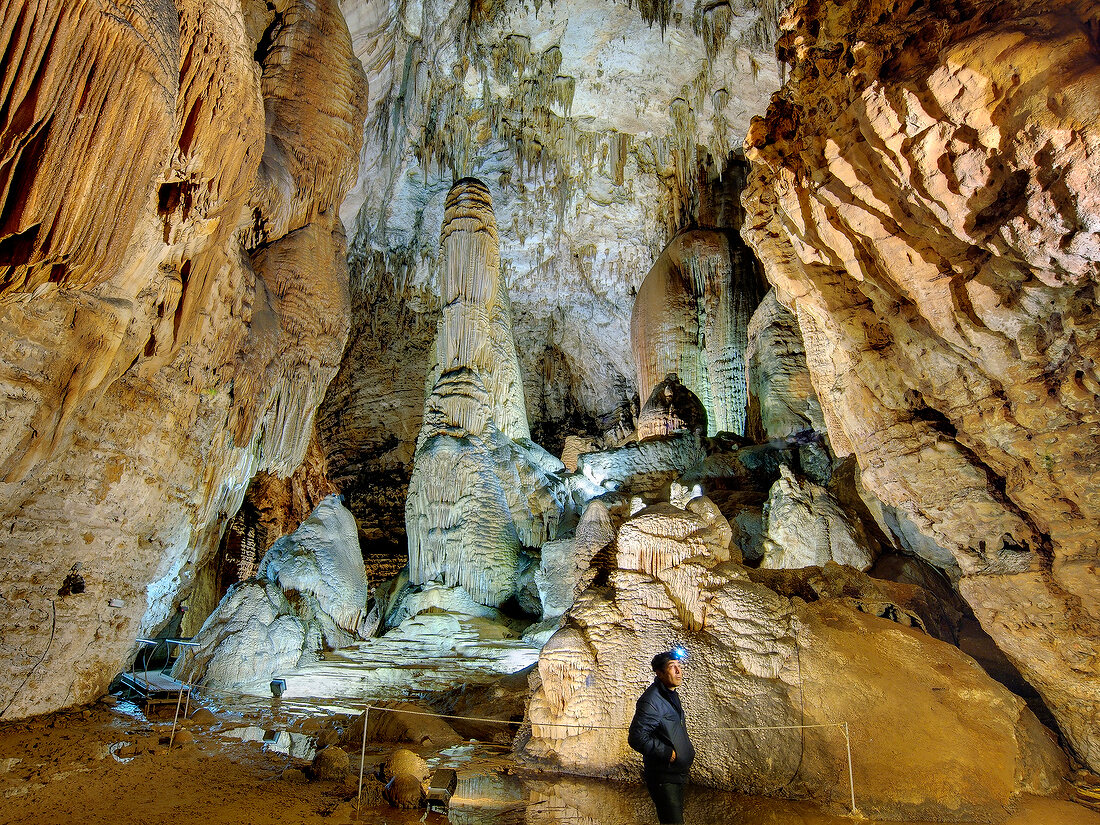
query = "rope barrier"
xmin=354 ymin=703 xmax=860 ymax=818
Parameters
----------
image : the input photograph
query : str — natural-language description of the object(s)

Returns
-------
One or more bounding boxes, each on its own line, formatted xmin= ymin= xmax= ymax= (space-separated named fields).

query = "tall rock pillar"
xmin=405 ymin=179 xmax=565 ymax=607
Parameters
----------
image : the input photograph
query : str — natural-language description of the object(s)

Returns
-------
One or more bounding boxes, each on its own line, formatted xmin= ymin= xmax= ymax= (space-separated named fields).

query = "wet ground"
xmin=0 ymin=693 xmax=1097 ymax=825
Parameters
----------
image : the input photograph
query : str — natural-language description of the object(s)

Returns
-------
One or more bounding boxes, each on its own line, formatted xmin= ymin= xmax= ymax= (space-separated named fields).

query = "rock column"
xmin=406 ymin=179 xmax=564 ymax=607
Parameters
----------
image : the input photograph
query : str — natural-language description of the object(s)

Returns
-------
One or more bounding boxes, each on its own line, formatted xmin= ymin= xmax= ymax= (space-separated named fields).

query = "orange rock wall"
xmin=0 ymin=0 xmax=366 ymax=718
xmin=743 ymin=0 xmax=1100 ymax=769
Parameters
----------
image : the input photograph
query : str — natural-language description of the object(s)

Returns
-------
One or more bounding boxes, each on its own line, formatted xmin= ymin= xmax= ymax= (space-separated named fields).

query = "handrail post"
xmin=356 ymin=706 xmax=370 ymax=818
xmin=844 ymin=722 xmax=857 ymax=816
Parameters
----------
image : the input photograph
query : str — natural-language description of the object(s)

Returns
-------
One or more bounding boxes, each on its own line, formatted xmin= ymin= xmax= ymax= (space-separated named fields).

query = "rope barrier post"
xmin=843 ymin=722 xmax=857 ymax=816
xmin=356 ymin=705 xmax=370 ymax=819
xmin=169 ymin=686 xmax=185 ymax=750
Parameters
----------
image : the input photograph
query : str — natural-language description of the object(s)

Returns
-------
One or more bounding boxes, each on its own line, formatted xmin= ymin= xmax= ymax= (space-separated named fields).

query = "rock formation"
xmin=321 ymin=0 xmax=783 ymax=552
xmin=743 ymin=0 xmax=1100 ymax=770
xmin=631 ymin=231 xmax=766 ymax=436
xmin=405 ymin=178 xmax=567 ymax=607
xmin=635 ymin=374 xmax=708 ymax=443
xmin=525 ymin=545 xmax=1067 ymax=821
xmin=0 ymin=0 xmax=367 ymax=718
xmin=174 ymin=496 xmax=371 ymax=689
xmin=760 ymin=466 xmax=874 ymax=571
xmin=745 ymin=289 xmax=827 ymax=443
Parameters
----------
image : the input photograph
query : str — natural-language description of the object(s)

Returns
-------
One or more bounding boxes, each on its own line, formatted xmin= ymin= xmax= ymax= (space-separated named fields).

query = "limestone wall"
xmin=0 ymin=0 xmax=367 ymax=718
xmin=743 ymin=0 xmax=1100 ymax=770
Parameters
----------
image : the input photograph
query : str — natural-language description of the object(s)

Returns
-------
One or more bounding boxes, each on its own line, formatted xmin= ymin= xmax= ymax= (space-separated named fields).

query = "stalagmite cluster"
xmin=405 ymin=178 xmax=566 ymax=607
xmin=323 ymin=0 xmax=782 ymax=548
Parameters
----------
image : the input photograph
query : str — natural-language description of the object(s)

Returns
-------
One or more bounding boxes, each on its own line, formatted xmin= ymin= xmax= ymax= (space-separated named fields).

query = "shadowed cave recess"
xmin=1 ymin=0 xmax=1100 ymax=822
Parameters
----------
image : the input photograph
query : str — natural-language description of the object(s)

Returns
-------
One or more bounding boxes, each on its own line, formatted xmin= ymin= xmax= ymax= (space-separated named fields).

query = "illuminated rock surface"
xmin=0 ymin=0 xmax=1096 ymax=805
xmin=632 ymin=231 xmax=765 ymax=436
xmin=175 ymin=497 xmax=371 ymax=689
xmin=405 ymin=179 xmax=567 ymax=607
xmin=742 ymin=0 xmax=1100 ymax=770
xmin=635 ymin=374 xmax=708 ymax=443
xmin=746 ymin=289 xmax=827 ymax=442
xmin=322 ymin=0 xmax=782 ymax=554
xmin=760 ymin=466 xmax=875 ymax=571
xmin=0 ymin=0 xmax=367 ymax=717
xmin=525 ymin=561 xmax=1067 ymax=820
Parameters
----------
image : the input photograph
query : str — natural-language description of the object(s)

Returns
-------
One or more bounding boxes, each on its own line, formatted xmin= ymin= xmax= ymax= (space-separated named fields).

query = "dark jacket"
xmin=628 ymin=680 xmax=695 ymax=783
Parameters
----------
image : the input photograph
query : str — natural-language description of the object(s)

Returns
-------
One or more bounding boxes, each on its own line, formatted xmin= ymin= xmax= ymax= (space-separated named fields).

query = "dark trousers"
xmin=645 ymin=779 xmax=684 ymax=824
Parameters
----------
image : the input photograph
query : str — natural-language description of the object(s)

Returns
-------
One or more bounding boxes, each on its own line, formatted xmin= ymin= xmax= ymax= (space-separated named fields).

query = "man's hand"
xmin=670 ymin=749 xmax=677 ymax=763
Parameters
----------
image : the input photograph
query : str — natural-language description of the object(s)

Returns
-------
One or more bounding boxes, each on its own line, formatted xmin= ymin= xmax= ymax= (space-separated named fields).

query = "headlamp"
xmin=671 ymin=646 xmax=688 ymax=661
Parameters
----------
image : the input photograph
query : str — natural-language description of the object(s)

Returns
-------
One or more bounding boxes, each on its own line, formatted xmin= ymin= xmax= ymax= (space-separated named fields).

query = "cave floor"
xmin=0 ymin=699 xmax=1096 ymax=825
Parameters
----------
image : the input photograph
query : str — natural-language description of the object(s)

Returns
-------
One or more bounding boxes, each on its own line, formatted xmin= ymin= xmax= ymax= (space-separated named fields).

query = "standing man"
xmin=628 ymin=649 xmax=695 ymax=824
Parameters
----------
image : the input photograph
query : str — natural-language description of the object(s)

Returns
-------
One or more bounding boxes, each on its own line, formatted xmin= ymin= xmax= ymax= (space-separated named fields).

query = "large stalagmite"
xmin=743 ymin=0 xmax=1100 ymax=771
xmin=405 ymin=179 xmax=565 ymax=607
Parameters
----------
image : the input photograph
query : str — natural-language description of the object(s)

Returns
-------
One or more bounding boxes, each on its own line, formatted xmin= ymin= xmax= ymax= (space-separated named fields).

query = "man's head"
xmin=651 ymin=650 xmax=684 ymax=689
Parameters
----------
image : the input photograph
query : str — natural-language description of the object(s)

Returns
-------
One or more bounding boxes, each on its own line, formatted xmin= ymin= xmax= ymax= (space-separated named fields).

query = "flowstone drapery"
xmin=405 ymin=179 xmax=566 ymax=607
xmin=631 ymin=230 xmax=765 ymax=436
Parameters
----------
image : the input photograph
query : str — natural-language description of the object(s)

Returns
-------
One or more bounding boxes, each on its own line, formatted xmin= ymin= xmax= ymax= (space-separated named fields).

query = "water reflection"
xmin=406 ymin=771 xmax=1097 ymax=825
xmin=220 ymin=725 xmax=316 ymax=759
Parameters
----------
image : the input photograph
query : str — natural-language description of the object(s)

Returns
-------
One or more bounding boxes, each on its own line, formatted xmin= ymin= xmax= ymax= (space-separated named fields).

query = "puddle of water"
xmin=220 ymin=726 xmax=316 ymax=759
xmin=340 ymin=764 xmax=1100 ymax=825
xmin=108 ymin=741 xmax=134 ymax=763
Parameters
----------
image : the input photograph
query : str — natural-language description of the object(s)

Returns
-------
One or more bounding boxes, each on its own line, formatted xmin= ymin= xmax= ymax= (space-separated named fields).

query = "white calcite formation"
xmin=760 ymin=466 xmax=874 ymax=571
xmin=536 ymin=498 xmax=617 ymax=620
xmin=175 ymin=496 xmax=371 ymax=689
xmin=616 ymin=499 xmax=733 ymax=580
xmin=524 ymin=559 xmax=1067 ymax=821
xmin=258 ymin=495 xmax=371 ymax=645
xmin=632 ymin=231 xmax=764 ymax=436
xmin=577 ymin=434 xmax=706 ymax=495
xmin=172 ymin=579 xmax=307 ymax=691
xmin=322 ymin=0 xmax=783 ymax=553
xmin=405 ymin=179 xmax=567 ymax=607
xmin=745 ymin=289 xmax=827 ymax=441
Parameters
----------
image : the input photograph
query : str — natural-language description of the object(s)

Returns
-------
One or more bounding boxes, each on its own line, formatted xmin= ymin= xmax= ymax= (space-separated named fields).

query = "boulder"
xmin=341 ymin=702 xmax=462 ymax=750
xmin=171 ymin=580 xmax=307 ymax=691
xmin=385 ymin=774 xmax=425 ymax=809
xmin=382 ymin=748 xmax=430 ymax=783
xmin=761 ymin=466 xmax=874 ymax=571
xmin=311 ymin=746 xmax=350 ymax=782
xmin=524 ymin=560 xmax=1067 ymax=820
xmin=259 ymin=495 xmax=370 ymax=645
